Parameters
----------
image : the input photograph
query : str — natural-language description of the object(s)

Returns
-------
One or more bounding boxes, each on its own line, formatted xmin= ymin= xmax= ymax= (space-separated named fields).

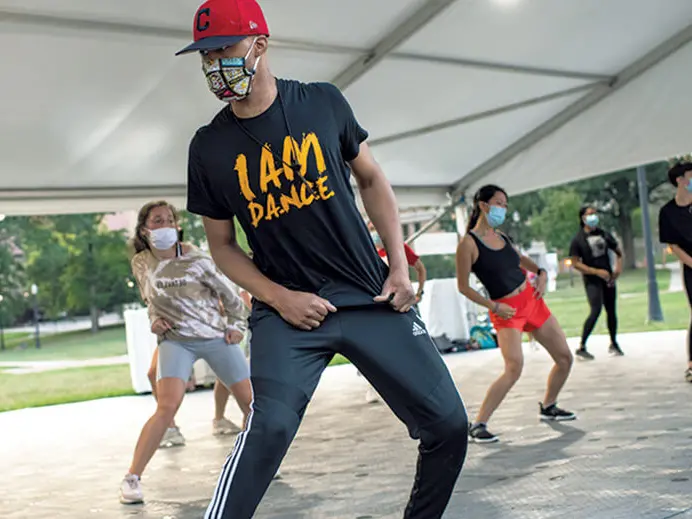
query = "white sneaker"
xmin=159 ymin=426 xmax=185 ymax=448
xmin=120 ymin=474 xmax=143 ymax=504
xmin=213 ymin=418 xmax=242 ymax=436
xmin=365 ymin=386 xmax=381 ymax=404
xmin=273 ymin=468 xmax=282 ymax=480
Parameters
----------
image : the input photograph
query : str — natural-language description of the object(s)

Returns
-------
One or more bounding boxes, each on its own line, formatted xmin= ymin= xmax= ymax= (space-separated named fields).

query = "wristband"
xmin=492 ymin=302 xmax=499 ymax=314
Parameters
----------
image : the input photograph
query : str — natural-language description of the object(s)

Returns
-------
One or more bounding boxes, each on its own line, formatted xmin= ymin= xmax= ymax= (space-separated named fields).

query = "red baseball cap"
xmin=175 ymin=0 xmax=270 ymax=56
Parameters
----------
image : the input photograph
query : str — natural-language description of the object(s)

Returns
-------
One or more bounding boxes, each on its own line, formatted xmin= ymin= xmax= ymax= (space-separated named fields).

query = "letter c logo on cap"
xmin=197 ymin=8 xmax=211 ymax=32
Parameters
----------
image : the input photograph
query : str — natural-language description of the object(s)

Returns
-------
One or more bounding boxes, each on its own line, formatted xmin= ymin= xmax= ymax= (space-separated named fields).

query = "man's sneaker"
xmin=365 ymin=386 xmax=381 ymax=404
xmin=685 ymin=368 xmax=692 ymax=383
xmin=540 ymin=403 xmax=576 ymax=422
xmin=468 ymin=423 xmax=499 ymax=444
xmin=120 ymin=474 xmax=143 ymax=505
xmin=213 ymin=418 xmax=242 ymax=436
xmin=575 ymin=347 xmax=595 ymax=360
xmin=609 ymin=343 xmax=624 ymax=356
xmin=159 ymin=426 xmax=185 ymax=448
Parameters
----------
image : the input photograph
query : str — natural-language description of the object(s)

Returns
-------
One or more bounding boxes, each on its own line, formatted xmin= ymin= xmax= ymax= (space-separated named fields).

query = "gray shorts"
xmin=157 ymin=337 xmax=250 ymax=388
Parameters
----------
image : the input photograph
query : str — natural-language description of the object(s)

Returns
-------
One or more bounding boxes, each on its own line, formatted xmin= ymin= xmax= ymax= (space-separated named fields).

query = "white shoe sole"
xmin=470 ymin=436 xmax=499 ymax=444
xmin=120 ymin=495 xmax=144 ymax=505
xmin=213 ymin=429 xmax=240 ymax=436
xmin=159 ymin=440 xmax=185 ymax=449
xmin=540 ymin=414 xmax=577 ymax=422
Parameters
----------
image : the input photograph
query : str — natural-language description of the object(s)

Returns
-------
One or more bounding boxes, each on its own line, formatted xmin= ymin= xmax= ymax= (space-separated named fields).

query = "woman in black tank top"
xmin=456 ymin=185 xmax=575 ymax=444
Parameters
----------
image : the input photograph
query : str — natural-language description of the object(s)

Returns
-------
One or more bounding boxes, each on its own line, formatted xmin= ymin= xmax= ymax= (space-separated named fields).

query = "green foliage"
xmin=503 ymin=190 xmax=542 ymax=248
xmin=503 ymin=161 xmax=670 ymax=267
xmin=529 ymin=189 xmax=583 ymax=253
xmin=418 ymin=254 xmax=457 ymax=279
xmin=0 ymin=240 xmax=27 ymax=327
xmin=178 ymin=210 xmax=250 ymax=253
xmin=178 ymin=210 xmax=208 ymax=248
xmin=7 ymin=214 xmax=138 ymax=326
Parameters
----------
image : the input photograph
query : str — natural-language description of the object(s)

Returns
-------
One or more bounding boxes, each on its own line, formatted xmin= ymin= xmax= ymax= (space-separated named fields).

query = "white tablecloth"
xmin=416 ymin=278 xmax=473 ymax=341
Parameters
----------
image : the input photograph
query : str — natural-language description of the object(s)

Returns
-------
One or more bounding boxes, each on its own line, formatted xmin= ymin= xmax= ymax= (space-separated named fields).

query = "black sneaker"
xmin=685 ymin=369 xmax=692 ymax=383
xmin=469 ymin=423 xmax=499 ymax=444
xmin=539 ymin=403 xmax=576 ymax=422
xmin=609 ymin=343 xmax=624 ymax=356
xmin=575 ymin=347 xmax=595 ymax=360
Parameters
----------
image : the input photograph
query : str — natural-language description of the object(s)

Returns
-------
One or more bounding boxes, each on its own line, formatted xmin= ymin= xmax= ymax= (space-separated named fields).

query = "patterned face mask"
xmin=201 ymin=39 xmax=260 ymax=102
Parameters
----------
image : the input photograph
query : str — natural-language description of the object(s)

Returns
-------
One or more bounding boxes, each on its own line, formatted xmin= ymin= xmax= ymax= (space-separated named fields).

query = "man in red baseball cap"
xmin=168 ymin=1 xmax=468 ymax=518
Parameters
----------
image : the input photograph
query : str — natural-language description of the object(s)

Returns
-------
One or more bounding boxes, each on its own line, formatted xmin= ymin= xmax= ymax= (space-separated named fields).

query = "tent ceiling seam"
xmin=449 ymin=22 xmax=692 ymax=198
xmin=330 ymin=0 xmax=458 ymax=90
xmin=369 ymin=82 xmax=601 ymax=147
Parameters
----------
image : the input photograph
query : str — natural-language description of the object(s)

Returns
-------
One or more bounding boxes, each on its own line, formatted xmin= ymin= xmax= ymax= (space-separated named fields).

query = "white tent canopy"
xmin=1 ymin=0 xmax=692 ymax=216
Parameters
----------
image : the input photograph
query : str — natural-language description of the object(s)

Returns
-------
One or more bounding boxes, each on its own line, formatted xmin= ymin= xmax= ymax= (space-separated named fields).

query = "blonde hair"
xmin=128 ymin=200 xmax=180 ymax=257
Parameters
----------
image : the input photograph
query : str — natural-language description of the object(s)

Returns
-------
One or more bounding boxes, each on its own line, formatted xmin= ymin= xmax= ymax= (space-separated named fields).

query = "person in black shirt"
xmin=457 ymin=185 xmax=575 ymax=444
xmin=175 ymin=1 xmax=468 ymax=518
xmin=569 ymin=206 xmax=624 ymax=360
xmin=659 ymin=161 xmax=692 ymax=383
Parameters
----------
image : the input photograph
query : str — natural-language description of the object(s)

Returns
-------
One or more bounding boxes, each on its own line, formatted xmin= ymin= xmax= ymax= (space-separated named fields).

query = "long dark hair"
xmin=578 ymin=205 xmax=592 ymax=229
xmin=129 ymin=200 xmax=180 ymax=256
xmin=466 ymin=184 xmax=508 ymax=233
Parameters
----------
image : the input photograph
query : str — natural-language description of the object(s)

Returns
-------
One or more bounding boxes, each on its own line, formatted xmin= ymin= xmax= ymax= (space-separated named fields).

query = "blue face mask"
xmin=487 ymin=206 xmax=506 ymax=228
xmin=687 ymin=178 xmax=692 ymax=193
xmin=584 ymin=214 xmax=599 ymax=227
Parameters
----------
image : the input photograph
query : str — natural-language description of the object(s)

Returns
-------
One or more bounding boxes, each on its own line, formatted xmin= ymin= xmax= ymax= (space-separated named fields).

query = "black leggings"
xmin=684 ymin=266 xmax=692 ymax=362
xmin=581 ymin=280 xmax=617 ymax=346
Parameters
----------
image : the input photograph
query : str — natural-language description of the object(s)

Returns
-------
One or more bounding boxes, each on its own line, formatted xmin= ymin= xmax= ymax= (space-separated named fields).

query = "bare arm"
xmin=350 ymin=143 xmax=408 ymax=273
xmin=455 ymin=236 xmax=495 ymax=311
xmin=613 ymin=249 xmax=624 ymax=276
xmin=671 ymin=244 xmax=692 ymax=269
xmin=239 ymin=290 xmax=252 ymax=309
xmin=413 ymin=259 xmax=427 ymax=297
xmin=519 ymin=254 xmax=542 ymax=275
xmin=202 ymin=217 xmax=287 ymax=307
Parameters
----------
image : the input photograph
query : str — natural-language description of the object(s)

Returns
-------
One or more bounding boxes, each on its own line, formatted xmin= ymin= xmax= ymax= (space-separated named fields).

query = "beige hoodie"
xmin=131 ymin=245 xmax=248 ymax=342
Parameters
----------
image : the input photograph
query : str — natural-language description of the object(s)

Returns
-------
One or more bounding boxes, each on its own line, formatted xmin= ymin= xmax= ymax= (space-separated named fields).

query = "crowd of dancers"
xmin=116 ymin=0 xmax=692 ymax=516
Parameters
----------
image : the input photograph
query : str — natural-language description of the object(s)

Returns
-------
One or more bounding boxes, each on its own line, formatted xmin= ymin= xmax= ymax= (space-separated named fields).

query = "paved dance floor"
xmin=2 ymin=330 xmax=691 ymax=518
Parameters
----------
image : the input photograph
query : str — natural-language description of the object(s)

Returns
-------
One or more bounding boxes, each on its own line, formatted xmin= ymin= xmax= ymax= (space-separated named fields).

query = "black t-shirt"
xmin=659 ymin=199 xmax=692 ymax=257
xmin=187 ymin=79 xmax=388 ymax=312
xmin=569 ymin=228 xmax=619 ymax=283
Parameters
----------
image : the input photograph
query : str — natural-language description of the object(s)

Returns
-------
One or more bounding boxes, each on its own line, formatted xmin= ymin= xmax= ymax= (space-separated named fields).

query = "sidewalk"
xmin=1 ymin=330 xmax=690 ymax=518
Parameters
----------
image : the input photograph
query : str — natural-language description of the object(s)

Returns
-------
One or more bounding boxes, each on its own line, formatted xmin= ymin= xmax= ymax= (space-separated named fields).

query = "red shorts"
xmin=489 ymin=284 xmax=551 ymax=332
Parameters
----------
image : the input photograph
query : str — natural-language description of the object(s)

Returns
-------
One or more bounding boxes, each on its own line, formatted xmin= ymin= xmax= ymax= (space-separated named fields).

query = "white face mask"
xmin=148 ymin=227 xmax=178 ymax=251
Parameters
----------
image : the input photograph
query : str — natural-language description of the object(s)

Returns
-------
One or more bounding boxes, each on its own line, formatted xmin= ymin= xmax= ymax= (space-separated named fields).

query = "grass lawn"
xmin=0 ymin=326 xmax=127 ymax=363
xmin=546 ymin=268 xmax=688 ymax=338
xmin=553 ymin=268 xmax=672 ymax=299
xmin=0 ymin=364 xmax=134 ymax=413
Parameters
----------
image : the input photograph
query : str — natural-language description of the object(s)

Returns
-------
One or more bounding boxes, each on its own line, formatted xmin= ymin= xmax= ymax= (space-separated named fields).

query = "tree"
xmin=178 ymin=210 xmax=208 ymax=248
xmin=178 ymin=210 xmax=250 ymax=253
xmin=503 ymin=190 xmax=542 ymax=248
xmin=0 ymin=240 xmax=27 ymax=329
xmin=529 ymin=188 xmax=583 ymax=253
xmin=12 ymin=214 xmax=138 ymax=332
xmin=60 ymin=228 xmax=136 ymax=327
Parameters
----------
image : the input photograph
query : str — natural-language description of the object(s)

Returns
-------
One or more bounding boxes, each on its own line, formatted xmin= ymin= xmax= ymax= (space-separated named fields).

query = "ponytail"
xmin=466 ymin=204 xmax=481 ymax=233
